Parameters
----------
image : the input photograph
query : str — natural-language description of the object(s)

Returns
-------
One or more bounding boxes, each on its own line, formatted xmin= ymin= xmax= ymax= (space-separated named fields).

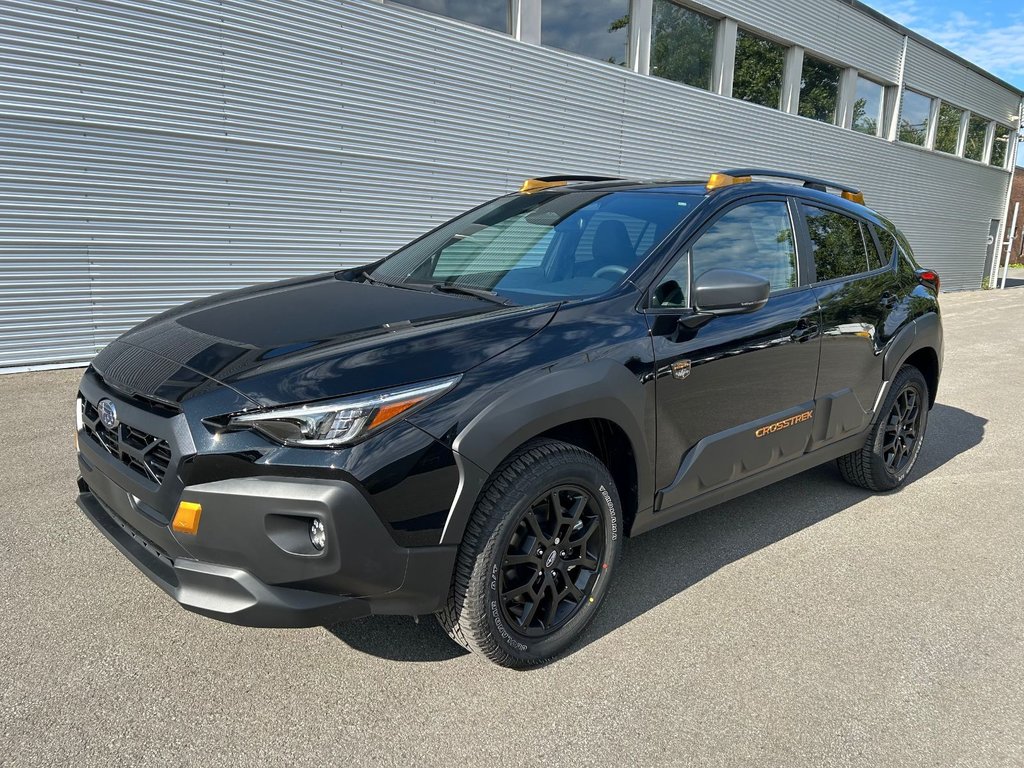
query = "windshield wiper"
xmin=430 ymin=283 xmax=514 ymax=306
xmin=360 ymin=271 xmax=421 ymax=291
xmin=363 ymin=272 xmax=513 ymax=306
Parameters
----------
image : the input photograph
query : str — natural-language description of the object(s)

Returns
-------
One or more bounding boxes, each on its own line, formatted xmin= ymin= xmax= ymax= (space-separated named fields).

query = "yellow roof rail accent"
xmin=712 ymin=168 xmax=866 ymax=203
xmin=520 ymin=178 xmax=569 ymax=193
xmin=706 ymin=172 xmax=752 ymax=192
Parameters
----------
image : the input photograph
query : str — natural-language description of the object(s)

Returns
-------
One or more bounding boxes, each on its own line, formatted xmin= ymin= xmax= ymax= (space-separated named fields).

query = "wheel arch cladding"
xmin=903 ymin=347 xmax=940 ymax=408
xmin=883 ymin=311 xmax=941 ymax=407
xmin=530 ymin=418 xmax=639 ymax=536
xmin=442 ymin=359 xmax=650 ymax=545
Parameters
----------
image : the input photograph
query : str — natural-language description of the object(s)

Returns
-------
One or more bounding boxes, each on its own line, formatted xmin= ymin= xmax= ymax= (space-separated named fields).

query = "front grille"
xmin=81 ymin=396 xmax=172 ymax=484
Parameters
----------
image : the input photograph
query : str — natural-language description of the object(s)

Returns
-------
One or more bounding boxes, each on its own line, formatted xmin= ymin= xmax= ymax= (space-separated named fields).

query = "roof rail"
xmin=519 ymin=175 xmax=625 ymax=193
xmin=711 ymin=168 xmax=865 ymax=204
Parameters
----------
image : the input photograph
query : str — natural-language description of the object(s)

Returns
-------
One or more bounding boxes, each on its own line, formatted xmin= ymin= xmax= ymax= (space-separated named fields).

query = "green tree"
xmin=798 ymin=57 xmax=840 ymax=123
xmin=934 ymin=104 xmax=962 ymax=153
xmin=898 ymin=118 xmax=927 ymax=145
xmin=964 ymin=115 xmax=988 ymax=160
xmin=648 ymin=1 xmax=715 ymax=89
xmin=852 ymin=97 xmax=878 ymax=135
xmin=733 ymin=31 xmax=785 ymax=109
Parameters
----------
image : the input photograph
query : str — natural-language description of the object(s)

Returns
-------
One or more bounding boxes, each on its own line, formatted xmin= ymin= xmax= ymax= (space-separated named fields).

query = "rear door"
xmin=649 ymin=197 xmax=822 ymax=511
xmin=798 ymin=201 xmax=901 ymax=445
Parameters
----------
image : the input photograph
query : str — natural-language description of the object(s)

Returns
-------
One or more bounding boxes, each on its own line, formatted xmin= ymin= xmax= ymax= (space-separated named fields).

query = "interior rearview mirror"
xmin=692 ymin=268 xmax=770 ymax=316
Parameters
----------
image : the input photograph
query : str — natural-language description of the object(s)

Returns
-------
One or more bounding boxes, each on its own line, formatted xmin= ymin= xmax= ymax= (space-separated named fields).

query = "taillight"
xmin=916 ymin=269 xmax=940 ymax=292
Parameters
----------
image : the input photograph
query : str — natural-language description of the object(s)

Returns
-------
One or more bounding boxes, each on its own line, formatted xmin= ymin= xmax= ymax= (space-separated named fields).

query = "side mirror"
xmin=693 ymin=268 xmax=770 ymax=316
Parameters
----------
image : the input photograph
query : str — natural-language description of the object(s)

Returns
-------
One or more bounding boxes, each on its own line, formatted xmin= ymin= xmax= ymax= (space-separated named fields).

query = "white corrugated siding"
xmin=904 ymin=38 xmax=1020 ymax=121
xmin=695 ymin=0 xmax=903 ymax=81
xmin=0 ymin=0 xmax=1017 ymax=369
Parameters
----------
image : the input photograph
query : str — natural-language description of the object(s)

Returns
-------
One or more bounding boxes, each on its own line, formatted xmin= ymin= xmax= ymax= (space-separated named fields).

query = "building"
xmin=1006 ymin=168 xmax=1024 ymax=266
xmin=1 ymin=0 xmax=1021 ymax=371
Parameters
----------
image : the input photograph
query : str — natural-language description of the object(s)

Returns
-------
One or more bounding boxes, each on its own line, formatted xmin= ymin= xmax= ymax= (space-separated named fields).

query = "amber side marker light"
xmin=368 ymin=398 xmax=423 ymax=430
xmin=706 ymin=172 xmax=752 ymax=192
xmin=172 ymin=501 xmax=202 ymax=535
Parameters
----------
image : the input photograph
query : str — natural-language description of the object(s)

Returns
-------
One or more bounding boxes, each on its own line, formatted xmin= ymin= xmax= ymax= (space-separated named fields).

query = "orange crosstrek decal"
xmin=755 ymin=410 xmax=814 ymax=439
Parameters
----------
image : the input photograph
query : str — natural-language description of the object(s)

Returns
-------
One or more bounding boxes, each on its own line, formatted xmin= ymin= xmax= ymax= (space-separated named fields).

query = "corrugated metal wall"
xmin=904 ymin=39 xmax=1020 ymax=121
xmin=698 ymin=0 xmax=905 ymax=81
xmin=0 ymin=0 xmax=1017 ymax=369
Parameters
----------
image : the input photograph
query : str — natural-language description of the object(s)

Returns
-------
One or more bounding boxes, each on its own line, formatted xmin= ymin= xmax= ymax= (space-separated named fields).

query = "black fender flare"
xmin=883 ymin=311 xmax=942 ymax=381
xmin=438 ymin=359 xmax=652 ymax=545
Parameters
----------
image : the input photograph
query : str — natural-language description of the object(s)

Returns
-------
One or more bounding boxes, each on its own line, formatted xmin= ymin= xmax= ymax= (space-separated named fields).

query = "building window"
xmin=934 ymin=103 xmax=964 ymax=155
xmin=799 ymin=55 xmax=841 ymax=124
xmin=852 ymin=77 xmax=885 ymax=136
xmin=991 ymin=124 xmax=1013 ymax=168
xmin=541 ymin=0 xmax=630 ymax=65
xmin=388 ymin=0 xmax=509 ymax=33
xmin=733 ymin=29 xmax=786 ymax=110
xmin=898 ymin=90 xmax=932 ymax=146
xmin=650 ymin=1 xmax=717 ymax=91
xmin=964 ymin=115 xmax=990 ymax=162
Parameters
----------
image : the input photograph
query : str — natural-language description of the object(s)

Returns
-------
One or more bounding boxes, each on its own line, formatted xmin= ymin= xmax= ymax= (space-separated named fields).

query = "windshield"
xmin=369 ymin=190 xmax=703 ymax=304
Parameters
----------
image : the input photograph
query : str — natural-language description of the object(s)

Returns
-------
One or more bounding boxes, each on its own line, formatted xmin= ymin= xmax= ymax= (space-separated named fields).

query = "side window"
xmin=864 ymin=226 xmax=885 ymax=271
xmin=652 ymin=254 xmax=690 ymax=308
xmin=691 ymin=201 xmax=798 ymax=291
xmin=873 ymin=224 xmax=897 ymax=267
xmin=652 ymin=200 xmax=797 ymax=308
xmin=803 ymin=206 xmax=874 ymax=281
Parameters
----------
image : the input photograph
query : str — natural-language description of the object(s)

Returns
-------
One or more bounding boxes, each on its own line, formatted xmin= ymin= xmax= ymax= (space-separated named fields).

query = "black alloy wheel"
xmin=882 ymin=383 xmax=924 ymax=475
xmin=437 ymin=439 xmax=622 ymax=668
xmin=499 ymin=485 xmax=606 ymax=637
xmin=837 ymin=364 xmax=930 ymax=492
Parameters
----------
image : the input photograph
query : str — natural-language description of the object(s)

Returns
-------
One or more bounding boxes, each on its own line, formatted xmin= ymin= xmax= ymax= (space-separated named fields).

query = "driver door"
xmin=648 ymin=197 xmax=822 ymax=512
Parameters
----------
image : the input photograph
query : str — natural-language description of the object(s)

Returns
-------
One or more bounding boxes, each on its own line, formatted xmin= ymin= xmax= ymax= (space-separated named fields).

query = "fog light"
xmin=310 ymin=519 xmax=326 ymax=551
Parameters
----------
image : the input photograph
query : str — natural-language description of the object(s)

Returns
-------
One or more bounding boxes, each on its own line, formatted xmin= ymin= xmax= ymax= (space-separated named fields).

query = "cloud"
xmin=866 ymin=2 xmax=1024 ymax=83
xmin=920 ymin=18 xmax=1024 ymax=83
xmin=868 ymin=0 xmax=922 ymax=27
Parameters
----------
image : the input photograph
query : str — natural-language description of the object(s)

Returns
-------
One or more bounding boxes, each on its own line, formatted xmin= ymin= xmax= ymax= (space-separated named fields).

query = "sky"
xmin=863 ymin=1 xmax=1024 ymax=165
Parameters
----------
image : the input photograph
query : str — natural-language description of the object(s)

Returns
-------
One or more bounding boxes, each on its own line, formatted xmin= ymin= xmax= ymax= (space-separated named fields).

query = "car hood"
xmin=92 ymin=273 xmax=557 ymax=407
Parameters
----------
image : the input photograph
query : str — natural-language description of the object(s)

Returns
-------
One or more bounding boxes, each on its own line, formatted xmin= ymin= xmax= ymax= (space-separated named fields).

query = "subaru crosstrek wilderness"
xmin=76 ymin=170 xmax=942 ymax=667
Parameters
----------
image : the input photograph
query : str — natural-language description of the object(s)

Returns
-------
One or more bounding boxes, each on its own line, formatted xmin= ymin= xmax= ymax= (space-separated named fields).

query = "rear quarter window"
xmin=873 ymin=225 xmax=897 ymax=267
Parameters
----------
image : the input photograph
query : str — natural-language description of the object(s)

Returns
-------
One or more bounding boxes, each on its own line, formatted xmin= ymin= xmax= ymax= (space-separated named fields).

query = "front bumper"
xmin=76 ymin=462 xmax=458 ymax=627
xmin=78 ymin=488 xmax=370 ymax=627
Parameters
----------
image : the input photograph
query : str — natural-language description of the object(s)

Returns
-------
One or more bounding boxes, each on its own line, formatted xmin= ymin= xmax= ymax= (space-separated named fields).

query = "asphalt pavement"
xmin=2 ymin=288 xmax=1022 ymax=767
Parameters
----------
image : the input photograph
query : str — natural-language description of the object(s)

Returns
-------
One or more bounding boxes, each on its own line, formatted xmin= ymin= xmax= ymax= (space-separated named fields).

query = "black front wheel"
xmin=437 ymin=439 xmax=622 ymax=668
xmin=838 ymin=364 xmax=930 ymax=491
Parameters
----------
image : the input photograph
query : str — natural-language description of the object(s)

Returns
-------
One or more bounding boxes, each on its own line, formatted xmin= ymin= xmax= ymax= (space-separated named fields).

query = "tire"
xmin=837 ymin=364 xmax=929 ymax=492
xmin=436 ymin=439 xmax=622 ymax=668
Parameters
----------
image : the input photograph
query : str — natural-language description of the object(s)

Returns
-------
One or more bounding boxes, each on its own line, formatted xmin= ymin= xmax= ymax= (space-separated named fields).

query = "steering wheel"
xmin=593 ymin=264 xmax=628 ymax=281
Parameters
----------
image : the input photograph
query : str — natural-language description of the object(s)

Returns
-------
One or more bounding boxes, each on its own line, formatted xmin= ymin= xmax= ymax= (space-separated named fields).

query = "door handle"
xmin=879 ymin=291 xmax=898 ymax=308
xmin=790 ymin=320 xmax=819 ymax=343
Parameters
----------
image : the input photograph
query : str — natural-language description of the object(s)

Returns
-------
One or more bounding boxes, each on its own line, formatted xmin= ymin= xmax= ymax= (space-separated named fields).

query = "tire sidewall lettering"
xmin=486 ymin=469 xmax=620 ymax=657
xmin=598 ymin=484 xmax=618 ymax=541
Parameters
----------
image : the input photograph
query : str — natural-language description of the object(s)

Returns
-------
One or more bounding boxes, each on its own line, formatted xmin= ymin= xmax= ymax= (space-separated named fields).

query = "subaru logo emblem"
xmin=98 ymin=399 xmax=119 ymax=430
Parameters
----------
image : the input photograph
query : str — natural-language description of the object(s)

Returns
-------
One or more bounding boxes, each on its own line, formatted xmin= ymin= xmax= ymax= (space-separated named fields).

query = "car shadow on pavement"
xmin=326 ymin=613 xmax=469 ymax=662
xmin=326 ymin=403 xmax=985 ymax=664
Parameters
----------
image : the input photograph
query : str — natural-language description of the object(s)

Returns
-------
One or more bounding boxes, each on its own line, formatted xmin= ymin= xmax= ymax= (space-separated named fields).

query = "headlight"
xmin=225 ymin=376 xmax=460 ymax=448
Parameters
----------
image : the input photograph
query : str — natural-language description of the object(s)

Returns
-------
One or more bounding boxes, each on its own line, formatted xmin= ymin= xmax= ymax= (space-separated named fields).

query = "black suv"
xmin=76 ymin=170 xmax=942 ymax=667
